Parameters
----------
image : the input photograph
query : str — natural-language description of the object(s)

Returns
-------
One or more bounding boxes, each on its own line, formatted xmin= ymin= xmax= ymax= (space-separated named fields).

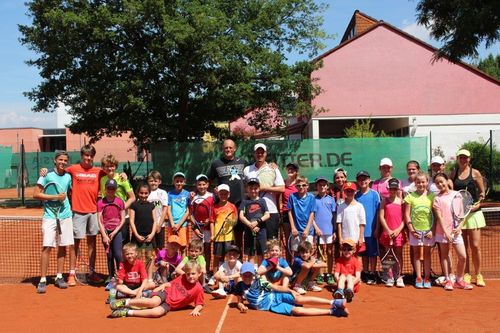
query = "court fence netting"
xmin=1 ymin=206 xmax=499 ymax=284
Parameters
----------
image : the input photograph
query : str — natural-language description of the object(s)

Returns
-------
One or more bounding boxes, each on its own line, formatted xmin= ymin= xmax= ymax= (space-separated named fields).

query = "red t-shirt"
xmin=117 ymin=259 xmax=148 ymax=285
xmin=335 ymin=256 xmax=361 ymax=276
xmin=67 ymin=164 xmax=105 ymax=213
xmin=166 ymin=275 xmax=204 ymax=310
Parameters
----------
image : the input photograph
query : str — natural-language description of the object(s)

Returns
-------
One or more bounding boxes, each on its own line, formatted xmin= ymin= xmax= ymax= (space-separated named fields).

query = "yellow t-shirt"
xmin=404 ymin=191 xmax=435 ymax=231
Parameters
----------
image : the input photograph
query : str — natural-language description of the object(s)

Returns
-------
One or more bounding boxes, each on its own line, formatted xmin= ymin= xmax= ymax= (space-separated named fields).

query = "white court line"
xmin=214 ymin=294 xmax=233 ymax=333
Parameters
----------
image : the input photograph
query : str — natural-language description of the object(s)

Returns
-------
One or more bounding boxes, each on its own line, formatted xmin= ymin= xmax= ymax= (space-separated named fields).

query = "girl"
xmin=378 ymin=178 xmax=406 ymax=288
xmin=450 ymin=148 xmax=487 ymax=287
xmin=331 ymin=168 xmax=347 ymax=203
xmin=432 ymin=173 xmax=473 ymax=290
xmin=372 ymin=158 xmax=401 ymax=200
xmin=404 ymin=172 xmax=435 ymax=289
xmin=401 ymin=160 xmax=420 ymax=195
xmin=257 ymin=239 xmax=293 ymax=288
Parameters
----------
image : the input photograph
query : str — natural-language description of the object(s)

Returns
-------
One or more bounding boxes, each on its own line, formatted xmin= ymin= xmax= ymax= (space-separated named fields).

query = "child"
xmin=175 ymin=239 xmax=207 ymax=288
xmin=404 ymin=172 xmax=435 ymax=289
xmin=129 ymin=183 xmax=156 ymax=274
xmin=288 ymin=176 xmax=316 ymax=255
xmin=432 ymin=173 xmax=473 ymax=290
xmin=167 ymin=172 xmax=191 ymax=249
xmin=378 ymin=178 xmax=406 ymax=288
xmin=290 ymin=241 xmax=327 ymax=294
xmin=153 ymin=235 xmax=183 ymax=285
xmin=333 ymin=239 xmax=362 ymax=303
xmin=211 ymin=184 xmax=239 ymax=269
xmin=234 ymin=262 xmax=348 ymax=317
xmin=314 ymin=176 xmax=336 ymax=285
xmin=336 ymin=182 xmax=366 ymax=254
xmin=97 ymin=179 xmax=126 ymax=290
xmin=211 ymin=245 xmax=242 ymax=298
xmin=190 ymin=174 xmax=214 ymax=275
xmin=110 ymin=260 xmax=204 ymax=318
xmin=257 ymin=239 xmax=292 ymax=287
xmin=146 ymin=170 xmax=169 ymax=253
xmin=354 ymin=171 xmax=380 ymax=285
xmin=113 ymin=243 xmax=153 ymax=298
xmin=239 ymin=179 xmax=270 ymax=265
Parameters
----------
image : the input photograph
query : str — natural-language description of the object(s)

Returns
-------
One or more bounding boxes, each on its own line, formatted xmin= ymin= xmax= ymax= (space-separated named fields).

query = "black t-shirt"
xmin=130 ymin=200 xmax=155 ymax=236
xmin=209 ymin=156 xmax=248 ymax=205
xmin=232 ymin=280 xmax=251 ymax=296
xmin=239 ymin=198 xmax=268 ymax=228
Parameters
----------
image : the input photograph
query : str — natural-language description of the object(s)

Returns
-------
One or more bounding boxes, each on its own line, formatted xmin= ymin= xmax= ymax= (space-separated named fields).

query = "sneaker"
xmin=330 ymin=299 xmax=348 ymax=317
xmin=207 ymin=276 xmax=216 ymax=286
xmin=211 ymin=289 xmax=227 ymax=299
xmin=316 ymin=274 xmax=325 ymax=285
xmin=333 ymin=289 xmax=344 ymax=299
xmin=444 ymin=280 xmax=453 ymax=291
xmin=396 ymin=277 xmax=405 ymax=288
xmin=203 ymin=285 xmax=213 ymax=294
xmin=105 ymin=280 xmax=114 ymax=291
xmin=366 ymin=273 xmax=377 ymax=285
xmin=36 ymin=281 xmax=47 ymax=294
xmin=55 ymin=277 xmax=68 ymax=289
xmin=454 ymin=279 xmax=473 ymax=290
xmin=293 ymin=285 xmax=307 ymax=295
xmin=449 ymin=274 xmax=456 ymax=283
xmin=345 ymin=288 xmax=354 ymax=303
xmin=326 ymin=274 xmax=335 ymax=286
xmin=463 ymin=273 xmax=471 ymax=284
xmin=361 ymin=271 xmax=367 ymax=283
xmin=476 ymin=274 xmax=486 ymax=287
xmin=88 ymin=272 xmax=104 ymax=284
xmin=110 ymin=308 xmax=128 ymax=318
xmin=110 ymin=299 xmax=127 ymax=310
xmin=67 ymin=274 xmax=76 ymax=287
xmin=423 ymin=279 xmax=432 ymax=289
xmin=385 ymin=278 xmax=394 ymax=287
xmin=307 ymin=282 xmax=322 ymax=292
xmin=415 ymin=277 xmax=423 ymax=289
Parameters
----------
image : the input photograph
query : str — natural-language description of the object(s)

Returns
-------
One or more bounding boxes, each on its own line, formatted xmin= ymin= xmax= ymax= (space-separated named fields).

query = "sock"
xmin=56 ymin=273 xmax=63 ymax=279
xmin=125 ymin=299 xmax=130 ymax=306
xmin=127 ymin=310 xmax=133 ymax=317
xmin=69 ymin=269 xmax=75 ymax=275
xmin=40 ymin=277 xmax=47 ymax=283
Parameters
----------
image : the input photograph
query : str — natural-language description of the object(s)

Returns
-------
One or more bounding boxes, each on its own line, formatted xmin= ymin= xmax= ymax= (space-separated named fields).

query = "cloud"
xmin=0 ymin=103 xmax=57 ymax=128
xmin=401 ymin=20 xmax=438 ymax=47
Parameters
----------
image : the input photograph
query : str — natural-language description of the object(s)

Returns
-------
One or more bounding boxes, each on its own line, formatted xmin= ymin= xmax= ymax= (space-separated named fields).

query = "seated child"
xmin=113 ymin=243 xmax=154 ymax=299
xmin=233 ymin=262 xmax=348 ymax=317
xmin=153 ymin=235 xmax=183 ymax=285
xmin=333 ymin=239 xmax=362 ymax=303
xmin=211 ymin=245 xmax=242 ymax=299
xmin=290 ymin=240 xmax=327 ymax=294
xmin=175 ymin=239 xmax=207 ymax=289
xmin=109 ymin=260 xmax=204 ymax=318
xmin=257 ymin=239 xmax=292 ymax=287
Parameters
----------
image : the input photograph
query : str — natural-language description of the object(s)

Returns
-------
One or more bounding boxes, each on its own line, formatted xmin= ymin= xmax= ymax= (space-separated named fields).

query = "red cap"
xmin=342 ymin=182 xmax=357 ymax=191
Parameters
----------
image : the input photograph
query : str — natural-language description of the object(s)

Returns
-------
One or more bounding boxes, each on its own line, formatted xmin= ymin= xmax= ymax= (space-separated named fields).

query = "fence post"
xmin=490 ymin=130 xmax=493 ymax=190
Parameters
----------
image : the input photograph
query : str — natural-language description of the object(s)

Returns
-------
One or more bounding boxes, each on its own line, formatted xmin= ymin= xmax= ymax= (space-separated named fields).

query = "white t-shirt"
xmin=243 ymin=163 xmax=284 ymax=214
xmin=336 ymin=201 xmax=366 ymax=242
xmin=217 ymin=260 xmax=242 ymax=277
xmin=148 ymin=188 xmax=169 ymax=226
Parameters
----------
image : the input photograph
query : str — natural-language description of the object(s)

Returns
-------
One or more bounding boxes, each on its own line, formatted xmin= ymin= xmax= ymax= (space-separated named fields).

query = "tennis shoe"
xmin=110 ymin=299 xmax=127 ymax=310
xmin=110 ymin=309 xmax=128 ymax=318
xmin=88 ymin=272 xmax=104 ymax=284
xmin=333 ymin=289 xmax=344 ymax=299
xmin=207 ymin=276 xmax=216 ymax=286
xmin=36 ymin=281 xmax=47 ymax=294
xmin=396 ymin=277 xmax=405 ymax=288
xmin=203 ymin=285 xmax=213 ymax=294
xmin=444 ymin=280 xmax=453 ymax=291
xmin=345 ymin=288 xmax=354 ymax=303
xmin=307 ymin=282 xmax=322 ymax=292
xmin=211 ymin=289 xmax=227 ymax=299
xmin=105 ymin=280 xmax=114 ymax=291
xmin=326 ymin=274 xmax=335 ymax=286
xmin=330 ymin=307 xmax=349 ymax=317
xmin=293 ymin=285 xmax=307 ymax=295
xmin=55 ymin=277 xmax=68 ymax=289
xmin=415 ymin=278 xmax=423 ymax=289
xmin=463 ymin=273 xmax=471 ymax=284
xmin=366 ymin=273 xmax=377 ymax=285
xmin=316 ymin=274 xmax=325 ymax=285
xmin=454 ymin=280 xmax=473 ymax=290
xmin=449 ymin=274 xmax=456 ymax=283
xmin=423 ymin=279 xmax=432 ymax=289
xmin=67 ymin=274 xmax=76 ymax=287
xmin=475 ymin=274 xmax=486 ymax=287
xmin=385 ymin=278 xmax=394 ymax=287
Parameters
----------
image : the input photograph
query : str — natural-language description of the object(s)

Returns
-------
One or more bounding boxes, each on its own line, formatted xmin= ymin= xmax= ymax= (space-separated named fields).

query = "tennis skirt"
xmin=463 ymin=210 xmax=486 ymax=230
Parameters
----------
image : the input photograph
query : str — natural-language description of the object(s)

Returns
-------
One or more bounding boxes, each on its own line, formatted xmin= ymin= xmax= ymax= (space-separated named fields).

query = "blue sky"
xmin=0 ymin=0 xmax=498 ymax=129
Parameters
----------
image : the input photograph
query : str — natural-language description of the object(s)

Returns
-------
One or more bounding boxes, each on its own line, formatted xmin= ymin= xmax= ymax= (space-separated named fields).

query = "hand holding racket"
xmin=43 ymin=182 xmax=66 ymax=234
xmin=451 ymin=190 xmax=474 ymax=232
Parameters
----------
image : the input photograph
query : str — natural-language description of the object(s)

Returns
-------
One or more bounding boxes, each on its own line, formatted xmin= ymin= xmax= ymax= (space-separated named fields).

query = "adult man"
xmin=243 ymin=143 xmax=285 ymax=240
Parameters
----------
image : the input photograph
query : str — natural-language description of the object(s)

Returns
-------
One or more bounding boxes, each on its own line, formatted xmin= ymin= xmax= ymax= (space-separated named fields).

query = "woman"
xmin=331 ymin=168 xmax=348 ymax=204
xmin=401 ymin=160 xmax=420 ymax=195
xmin=281 ymin=162 xmax=299 ymax=263
xmin=372 ymin=158 xmax=401 ymax=200
xmin=450 ymin=148 xmax=486 ymax=287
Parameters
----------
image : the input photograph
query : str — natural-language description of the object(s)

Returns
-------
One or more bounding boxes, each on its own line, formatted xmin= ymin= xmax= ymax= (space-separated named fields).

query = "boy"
xmin=314 ymin=176 xmax=336 ymax=285
xmin=190 ymin=174 xmax=214 ymax=275
xmin=290 ymin=241 xmax=326 ymax=294
xmin=114 ymin=243 xmax=153 ymax=298
xmin=34 ymin=150 xmax=73 ymax=293
xmin=167 ymin=172 xmax=190 ymax=249
xmin=336 ymin=182 xmax=366 ymax=255
xmin=239 ymin=178 xmax=270 ymax=265
xmin=288 ymin=176 xmax=316 ymax=255
xmin=257 ymin=239 xmax=292 ymax=287
xmin=211 ymin=245 xmax=242 ymax=298
xmin=334 ymin=239 xmax=362 ymax=303
xmin=234 ymin=262 xmax=348 ymax=317
xmin=175 ymin=239 xmax=208 ymax=289
xmin=146 ymin=170 xmax=169 ymax=252
xmin=110 ymin=260 xmax=204 ymax=318
xmin=354 ymin=171 xmax=380 ymax=285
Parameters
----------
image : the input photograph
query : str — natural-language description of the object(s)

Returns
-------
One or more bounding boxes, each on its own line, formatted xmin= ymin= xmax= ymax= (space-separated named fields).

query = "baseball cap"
xmin=356 ymin=170 xmax=370 ymax=179
xmin=167 ymin=235 xmax=181 ymax=245
xmin=315 ymin=176 xmax=329 ymax=183
xmin=254 ymin=143 xmax=267 ymax=151
xmin=387 ymin=178 xmax=400 ymax=189
xmin=226 ymin=244 xmax=241 ymax=254
xmin=217 ymin=184 xmax=230 ymax=192
xmin=105 ymin=179 xmax=118 ymax=189
xmin=456 ymin=149 xmax=471 ymax=157
xmin=430 ymin=156 xmax=445 ymax=165
xmin=247 ymin=177 xmax=260 ymax=185
xmin=286 ymin=162 xmax=299 ymax=171
xmin=343 ymin=182 xmax=357 ymax=191
xmin=341 ymin=239 xmax=356 ymax=249
xmin=380 ymin=158 xmax=393 ymax=167
xmin=240 ymin=262 xmax=256 ymax=275
xmin=334 ymin=167 xmax=347 ymax=177
xmin=196 ymin=174 xmax=209 ymax=181
xmin=173 ymin=171 xmax=186 ymax=179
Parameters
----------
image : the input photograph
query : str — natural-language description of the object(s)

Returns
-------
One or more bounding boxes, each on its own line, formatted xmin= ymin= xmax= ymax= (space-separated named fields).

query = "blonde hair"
xmin=266 ymin=239 xmax=280 ymax=251
xmin=184 ymin=260 xmax=202 ymax=273
xmin=415 ymin=171 xmax=429 ymax=181
xmin=147 ymin=170 xmax=162 ymax=181
xmin=188 ymin=238 xmax=204 ymax=252
xmin=122 ymin=242 xmax=138 ymax=254
xmin=296 ymin=176 xmax=309 ymax=185
xmin=101 ymin=153 xmax=119 ymax=167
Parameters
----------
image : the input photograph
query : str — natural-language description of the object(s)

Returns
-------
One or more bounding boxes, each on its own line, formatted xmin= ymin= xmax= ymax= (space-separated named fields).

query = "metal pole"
xmin=21 ymin=140 xmax=25 ymax=206
xmin=489 ymin=130 xmax=493 ymax=190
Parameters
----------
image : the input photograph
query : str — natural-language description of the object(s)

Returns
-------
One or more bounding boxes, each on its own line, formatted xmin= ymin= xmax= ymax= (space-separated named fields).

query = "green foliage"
xmin=344 ymin=119 xmax=387 ymax=138
xmin=416 ymin=0 xmax=500 ymax=61
xmin=19 ymin=0 xmax=329 ymax=145
xmin=477 ymin=54 xmax=500 ymax=80
xmin=458 ymin=141 xmax=500 ymax=183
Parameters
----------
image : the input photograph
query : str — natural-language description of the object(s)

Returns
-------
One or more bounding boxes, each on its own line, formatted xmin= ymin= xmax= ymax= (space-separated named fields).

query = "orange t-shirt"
xmin=67 ymin=164 xmax=105 ymax=213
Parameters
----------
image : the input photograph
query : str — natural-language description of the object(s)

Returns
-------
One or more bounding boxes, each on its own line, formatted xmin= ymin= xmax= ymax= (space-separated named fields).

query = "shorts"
xmin=379 ymin=231 xmax=406 ymax=248
xmin=435 ymin=233 xmax=464 ymax=245
xmin=408 ymin=231 xmax=435 ymax=247
xmin=149 ymin=290 xmax=170 ymax=313
xmin=244 ymin=228 xmax=267 ymax=256
xmin=359 ymin=237 xmax=378 ymax=257
xmin=132 ymin=240 xmax=154 ymax=265
xmin=281 ymin=212 xmax=290 ymax=224
xmin=317 ymin=234 xmax=334 ymax=245
xmin=166 ymin=226 xmax=187 ymax=247
xmin=42 ymin=217 xmax=74 ymax=247
xmin=213 ymin=241 xmax=233 ymax=257
xmin=73 ymin=212 xmax=99 ymax=239
xmin=289 ymin=235 xmax=315 ymax=253
xmin=269 ymin=292 xmax=295 ymax=316
xmin=154 ymin=226 xmax=165 ymax=249
xmin=266 ymin=213 xmax=280 ymax=240
xmin=462 ymin=210 xmax=486 ymax=230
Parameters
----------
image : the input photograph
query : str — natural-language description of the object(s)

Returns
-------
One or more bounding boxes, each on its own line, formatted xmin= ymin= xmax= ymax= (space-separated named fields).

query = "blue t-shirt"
xmin=168 ymin=189 xmax=190 ymax=227
xmin=245 ymin=278 xmax=273 ymax=311
xmin=287 ymin=192 xmax=316 ymax=235
xmin=261 ymin=257 xmax=289 ymax=283
xmin=314 ymin=194 xmax=336 ymax=236
xmin=355 ymin=189 xmax=380 ymax=237
xmin=37 ymin=170 xmax=72 ymax=219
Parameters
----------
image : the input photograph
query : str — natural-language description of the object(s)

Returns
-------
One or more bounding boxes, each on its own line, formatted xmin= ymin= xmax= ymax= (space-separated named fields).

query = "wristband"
xmin=257 ymin=218 xmax=262 ymax=224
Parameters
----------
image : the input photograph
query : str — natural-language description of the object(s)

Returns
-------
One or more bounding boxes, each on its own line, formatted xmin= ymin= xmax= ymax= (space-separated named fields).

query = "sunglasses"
xmin=341 ymin=247 xmax=353 ymax=251
xmin=297 ymin=184 xmax=308 ymax=188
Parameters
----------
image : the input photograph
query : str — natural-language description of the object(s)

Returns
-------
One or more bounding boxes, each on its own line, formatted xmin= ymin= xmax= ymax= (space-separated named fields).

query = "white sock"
xmin=127 ymin=310 xmax=133 ymax=316
xmin=56 ymin=273 xmax=63 ymax=279
xmin=70 ymin=269 xmax=75 ymax=275
xmin=125 ymin=299 xmax=130 ymax=306
xmin=40 ymin=277 xmax=47 ymax=283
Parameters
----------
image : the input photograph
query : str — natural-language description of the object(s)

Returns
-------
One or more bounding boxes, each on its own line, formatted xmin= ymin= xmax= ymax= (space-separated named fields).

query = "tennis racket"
xmin=153 ymin=261 xmax=178 ymax=284
xmin=75 ymin=248 xmax=90 ymax=286
xmin=191 ymin=198 xmax=212 ymax=239
xmin=411 ymin=205 xmax=433 ymax=261
xmin=257 ymin=164 xmax=276 ymax=197
xmin=213 ymin=211 xmax=237 ymax=241
xmin=43 ymin=182 xmax=65 ymax=234
xmin=288 ymin=234 xmax=299 ymax=258
xmin=316 ymin=234 xmax=325 ymax=262
xmin=380 ymin=239 xmax=400 ymax=280
xmin=451 ymin=190 xmax=474 ymax=229
xmin=101 ymin=202 xmax=123 ymax=253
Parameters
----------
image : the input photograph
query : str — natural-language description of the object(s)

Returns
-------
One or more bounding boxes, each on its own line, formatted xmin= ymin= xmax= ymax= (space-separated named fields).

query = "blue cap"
xmin=105 ymin=179 xmax=118 ymax=189
xmin=315 ymin=176 xmax=329 ymax=183
xmin=247 ymin=177 xmax=260 ymax=185
xmin=240 ymin=262 xmax=255 ymax=275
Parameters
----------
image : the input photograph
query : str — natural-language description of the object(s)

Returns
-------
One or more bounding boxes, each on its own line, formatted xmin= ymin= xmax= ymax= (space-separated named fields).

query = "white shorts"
xmin=435 ymin=233 xmax=464 ymax=245
xmin=409 ymin=231 xmax=435 ymax=247
xmin=290 ymin=235 xmax=315 ymax=252
xmin=318 ymin=234 xmax=334 ymax=245
xmin=73 ymin=212 xmax=99 ymax=239
xmin=42 ymin=217 xmax=74 ymax=247
xmin=203 ymin=229 xmax=211 ymax=244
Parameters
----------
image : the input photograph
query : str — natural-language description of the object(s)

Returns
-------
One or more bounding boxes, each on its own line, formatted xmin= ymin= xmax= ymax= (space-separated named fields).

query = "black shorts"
xmin=244 ymin=228 xmax=267 ymax=256
xmin=150 ymin=290 xmax=170 ymax=313
xmin=266 ymin=213 xmax=280 ymax=240
xmin=213 ymin=241 xmax=233 ymax=257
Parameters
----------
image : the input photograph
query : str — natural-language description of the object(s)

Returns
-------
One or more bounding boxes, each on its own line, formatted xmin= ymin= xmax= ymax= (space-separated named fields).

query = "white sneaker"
xmin=207 ymin=277 xmax=216 ymax=286
xmin=211 ymin=288 xmax=227 ymax=299
xmin=449 ymin=274 xmax=456 ymax=283
xmin=385 ymin=278 xmax=394 ymax=287
xmin=293 ymin=285 xmax=307 ymax=295
xmin=396 ymin=277 xmax=405 ymax=288
xmin=307 ymin=282 xmax=322 ymax=292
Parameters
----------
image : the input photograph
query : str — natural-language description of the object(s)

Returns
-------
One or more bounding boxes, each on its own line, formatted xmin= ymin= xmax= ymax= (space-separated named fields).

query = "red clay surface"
xmin=0 ymin=281 xmax=498 ymax=332
xmin=0 ymin=186 xmax=36 ymax=199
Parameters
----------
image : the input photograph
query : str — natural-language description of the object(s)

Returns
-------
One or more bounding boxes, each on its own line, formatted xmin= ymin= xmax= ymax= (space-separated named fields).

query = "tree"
xmin=458 ymin=140 xmax=500 ymax=185
xmin=477 ymin=54 xmax=500 ymax=80
xmin=344 ymin=119 xmax=387 ymax=138
xmin=20 ymin=0 xmax=328 ymax=145
xmin=416 ymin=0 xmax=500 ymax=61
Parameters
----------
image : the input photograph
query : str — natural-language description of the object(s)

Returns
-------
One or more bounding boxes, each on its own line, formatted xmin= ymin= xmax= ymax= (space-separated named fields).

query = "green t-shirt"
xmin=404 ymin=191 xmax=435 ymax=231
xmin=99 ymin=175 xmax=133 ymax=201
xmin=181 ymin=255 xmax=206 ymax=268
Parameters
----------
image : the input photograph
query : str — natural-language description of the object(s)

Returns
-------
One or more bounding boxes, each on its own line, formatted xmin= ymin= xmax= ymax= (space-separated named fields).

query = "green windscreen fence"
xmin=151 ymin=137 xmax=428 ymax=183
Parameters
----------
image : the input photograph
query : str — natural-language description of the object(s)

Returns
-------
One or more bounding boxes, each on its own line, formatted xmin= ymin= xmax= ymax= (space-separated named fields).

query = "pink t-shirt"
xmin=281 ymin=183 xmax=297 ymax=212
xmin=383 ymin=199 xmax=404 ymax=230
xmin=372 ymin=178 xmax=402 ymax=200
xmin=432 ymin=191 xmax=456 ymax=237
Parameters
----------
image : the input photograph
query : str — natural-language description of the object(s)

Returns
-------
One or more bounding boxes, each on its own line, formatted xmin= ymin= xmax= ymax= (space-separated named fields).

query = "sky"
xmin=0 ymin=0 xmax=498 ymax=129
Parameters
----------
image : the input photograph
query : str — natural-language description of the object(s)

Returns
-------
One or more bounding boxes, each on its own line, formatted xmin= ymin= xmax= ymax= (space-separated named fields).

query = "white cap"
xmin=254 ymin=143 xmax=267 ymax=151
xmin=196 ymin=174 xmax=209 ymax=181
xmin=430 ymin=156 xmax=445 ymax=165
xmin=379 ymin=158 xmax=393 ymax=167
xmin=217 ymin=184 xmax=230 ymax=192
